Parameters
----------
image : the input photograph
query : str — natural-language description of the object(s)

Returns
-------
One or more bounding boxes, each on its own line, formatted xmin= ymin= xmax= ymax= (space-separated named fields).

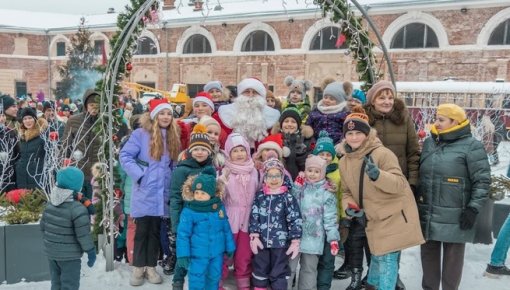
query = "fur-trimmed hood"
xmin=139 ymin=113 xmax=153 ymax=131
xmin=271 ymin=123 xmax=314 ymax=139
xmin=19 ymin=117 xmax=48 ymax=141
xmin=364 ymin=98 xmax=408 ymax=126
xmin=182 ymin=174 xmax=224 ymax=201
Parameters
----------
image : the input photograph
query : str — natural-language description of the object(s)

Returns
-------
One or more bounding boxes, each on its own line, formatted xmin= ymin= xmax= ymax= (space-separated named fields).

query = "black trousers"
xmin=252 ymin=248 xmax=289 ymax=290
xmin=421 ymin=240 xmax=465 ymax=290
xmin=346 ymin=220 xmax=371 ymax=269
xmin=132 ymin=216 xmax=161 ymax=267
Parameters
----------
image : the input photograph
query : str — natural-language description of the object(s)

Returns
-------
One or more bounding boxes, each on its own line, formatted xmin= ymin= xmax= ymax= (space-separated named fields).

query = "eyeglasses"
xmin=266 ymin=174 xmax=282 ymax=180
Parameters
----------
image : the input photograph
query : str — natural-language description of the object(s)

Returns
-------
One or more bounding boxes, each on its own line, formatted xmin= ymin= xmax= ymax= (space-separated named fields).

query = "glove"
xmin=177 ymin=257 xmax=190 ymax=269
xmin=364 ymin=156 xmax=380 ymax=181
xmin=330 ymin=241 xmax=339 ymax=256
xmin=87 ymin=249 xmax=96 ymax=268
xmin=295 ymin=172 xmax=305 ymax=186
xmin=226 ymin=251 xmax=235 ymax=259
xmin=250 ymin=234 xmax=264 ymax=255
xmin=459 ymin=207 xmax=478 ymax=230
xmin=285 ymin=239 xmax=300 ymax=259
xmin=75 ymin=193 xmax=96 ymax=215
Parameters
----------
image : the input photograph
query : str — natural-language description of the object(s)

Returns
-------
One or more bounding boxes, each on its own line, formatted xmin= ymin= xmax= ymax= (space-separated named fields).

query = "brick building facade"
xmin=0 ymin=0 xmax=509 ymax=100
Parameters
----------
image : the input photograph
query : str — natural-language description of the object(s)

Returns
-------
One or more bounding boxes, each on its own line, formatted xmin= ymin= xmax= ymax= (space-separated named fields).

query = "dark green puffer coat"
xmin=417 ymin=120 xmax=490 ymax=243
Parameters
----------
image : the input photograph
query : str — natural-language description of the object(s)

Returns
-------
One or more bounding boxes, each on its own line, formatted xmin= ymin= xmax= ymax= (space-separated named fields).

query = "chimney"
xmin=162 ymin=0 xmax=176 ymax=10
xmin=194 ymin=0 xmax=204 ymax=11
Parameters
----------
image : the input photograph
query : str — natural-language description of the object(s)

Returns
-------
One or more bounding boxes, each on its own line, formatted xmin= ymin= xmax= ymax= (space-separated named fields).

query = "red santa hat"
xmin=237 ymin=77 xmax=267 ymax=98
xmin=193 ymin=91 xmax=215 ymax=112
xmin=149 ymin=98 xmax=173 ymax=120
xmin=256 ymin=133 xmax=290 ymax=158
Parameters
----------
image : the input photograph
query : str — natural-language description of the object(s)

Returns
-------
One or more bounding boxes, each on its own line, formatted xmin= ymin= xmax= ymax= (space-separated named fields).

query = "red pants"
xmin=126 ymin=216 xmax=136 ymax=265
xmin=221 ymin=231 xmax=252 ymax=289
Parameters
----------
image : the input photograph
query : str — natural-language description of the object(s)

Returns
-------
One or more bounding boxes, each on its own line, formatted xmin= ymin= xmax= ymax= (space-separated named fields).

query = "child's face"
xmin=347 ymin=97 xmax=362 ymax=111
xmin=157 ymin=109 xmax=173 ymax=128
xmin=318 ymin=152 xmax=333 ymax=164
xmin=261 ymin=149 xmax=278 ymax=161
xmin=322 ymin=95 xmax=338 ymax=107
xmin=191 ymin=147 xmax=210 ymax=162
xmin=266 ymin=97 xmax=276 ymax=108
xmin=194 ymin=190 xmax=211 ymax=201
xmin=230 ymin=145 xmax=247 ymax=163
xmin=265 ymin=168 xmax=283 ymax=190
xmin=305 ymin=167 xmax=322 ymax=183
xmin=345 ymin=130 xmax=367 ymax=150
xmin=209 ymin=88 xmax=223 ymax=102
xmin=206 ymin=124 xmax=220 ymax=146
xmin=289 ymin=90 xmax=303 ymax=104
xmin=281 ymin=117 xmax=298 ymax=134
xmin=193 ymin=102 xmax=213 ymax=119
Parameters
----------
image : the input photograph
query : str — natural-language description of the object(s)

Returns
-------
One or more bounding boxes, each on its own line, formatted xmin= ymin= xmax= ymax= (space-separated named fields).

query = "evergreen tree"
xmin=54 ymin=18 xmax=99 ymax=100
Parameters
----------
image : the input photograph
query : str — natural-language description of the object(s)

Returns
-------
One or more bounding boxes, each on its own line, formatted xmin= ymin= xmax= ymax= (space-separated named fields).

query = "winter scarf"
xmin=263 ymin=185 xmax=289 ymax=195
xmin=185 ymin=197 xmax=222 ymax=212
xmin=224 ymin=158 xmax=255 ymax=187
xmin=317 ymin=100 xmax=347 ymax=115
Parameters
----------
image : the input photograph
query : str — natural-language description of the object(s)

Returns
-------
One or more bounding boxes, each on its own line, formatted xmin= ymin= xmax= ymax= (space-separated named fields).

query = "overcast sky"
xmin=0 ymin=0 xmax=130 ymax=15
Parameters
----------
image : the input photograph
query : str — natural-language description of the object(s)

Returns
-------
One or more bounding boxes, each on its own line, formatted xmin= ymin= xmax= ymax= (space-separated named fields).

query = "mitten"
xmin=75 ymin=193 xmax=96 ymax=215
xmin=177 ymin=257 xmax=190 ymax=269
xmin=330 ymin=241 xmax=339 ymax=256
xmin=87 ymin=249 xmax=96 ymax=268
xmin=226 ymin=251 xmax=235 ymax=259
xmin=295 ymin=172 xmax=305 ymax=187
xmin=285 ymin=239 xmax=300 ymax=259
xmin=249 ymin=233 xmax=264 ymax=255
xmin=459 ymin=207 xmax=478 ymax=230
xmin=364 ymin=156 xmax=380 ymax=181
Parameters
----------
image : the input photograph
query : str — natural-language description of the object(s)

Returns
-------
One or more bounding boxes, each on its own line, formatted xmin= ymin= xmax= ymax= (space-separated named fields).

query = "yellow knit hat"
xmin=436 ymin=104 xmax=467 ymax=123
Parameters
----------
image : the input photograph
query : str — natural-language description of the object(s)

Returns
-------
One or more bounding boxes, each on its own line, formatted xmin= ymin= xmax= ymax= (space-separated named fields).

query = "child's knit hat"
xmin=279 ymin=106 xmax=302 ymax=129
xmin=343 ymin=106 xmax=371 ymax=136
xmin=284 ymin=76 xmax=313 ymax=97
xmin=225 ymin=133 xmax=250 ymax=157
xmin=313 ymin=130 xmax=335 ymax=157
xmin=198 ymin=115 xmax=221 ymax=130
xmin=189 ymin=124 xmax=212 ymax=154
xmin=323 ymin=81 xmax=347 ymax=103
xmin=193 ymin=91 xmax=215 ymax=112
xmin=192 ymin=166 xmax=217 ymax=197
xmin=56 ymin=166 xmax=84 ymax=192
xmin=305 ymin=155 xmax=327 ymax=180
xmin=204 ymin=81 xmax=223 ymax=93
xmin=149 ymin=98 xmax=173 ymax=120
xmin=263 ymin=157 xmax=285 ymax=176
xmin=352 ymin=89 xmax=367 ymax=104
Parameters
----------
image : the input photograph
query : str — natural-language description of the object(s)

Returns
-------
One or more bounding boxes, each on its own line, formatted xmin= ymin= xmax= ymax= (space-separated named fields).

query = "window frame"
xmin=488 ymin=19 xmax=510 ymax=45
xmin=241 ymin=30 xmax=275 ymax=52
xmin=183 ymin=34 xmax=212 ymax=54
xmin=390 ymin=22 xmax=439 ymax=49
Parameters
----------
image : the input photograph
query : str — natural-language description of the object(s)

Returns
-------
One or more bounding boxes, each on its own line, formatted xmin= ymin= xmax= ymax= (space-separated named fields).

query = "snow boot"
xmin=484 ymin=264 xmax=510 ymax=278
xmin=172 ymin=281 xmax=184 ymax=290
xmin=129 ymin=267 xmax=145 ymax=286
xmin=395 ymin=275 xmax=406 ymax=290
xmin=236 ymin=277 xmax=251 ymax=290
xmin=333 ymin=262 xmax=351 ymax=280
xmin=346 ymin=267 xmax=363 ymax=290
xmin=163 ymin=254 xmax=176 ymax=275
xmin=146 ymin=267 xmax=162 ymax=284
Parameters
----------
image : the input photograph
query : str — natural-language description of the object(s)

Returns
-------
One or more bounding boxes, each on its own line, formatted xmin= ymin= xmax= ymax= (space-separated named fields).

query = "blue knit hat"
xmin=56 ymin=166 xmax=84 ymax=192
xmin=313 ymin=131 xmax=335 ymax=156
xmin=352 ymin=89 xmax=367 ymax=104
xmin=192 ymin=166 xmax=217 ymax=197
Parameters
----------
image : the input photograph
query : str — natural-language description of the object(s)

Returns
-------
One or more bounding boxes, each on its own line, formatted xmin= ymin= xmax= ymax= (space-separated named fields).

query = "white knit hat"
xmin=237 ymin=78 xmax=266 ymax=98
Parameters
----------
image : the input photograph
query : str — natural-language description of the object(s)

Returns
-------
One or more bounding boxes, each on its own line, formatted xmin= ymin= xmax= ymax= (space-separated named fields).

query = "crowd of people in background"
xmin=1 ymin=75 xmax=510 ymax=290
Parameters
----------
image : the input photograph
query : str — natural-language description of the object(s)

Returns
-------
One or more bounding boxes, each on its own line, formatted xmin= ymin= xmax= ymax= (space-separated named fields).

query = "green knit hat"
xmin=313 ymin=131 xmax=335 ymax=156
xmin=56 ymin=166 xmax=84 ymax=193
xmin=192 ymin=166 xmax=217 ymax=197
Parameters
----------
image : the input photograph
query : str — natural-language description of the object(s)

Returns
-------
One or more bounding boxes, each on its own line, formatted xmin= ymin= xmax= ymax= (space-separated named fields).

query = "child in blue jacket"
xmin=176 ymin=166 xmax=236 ymax=290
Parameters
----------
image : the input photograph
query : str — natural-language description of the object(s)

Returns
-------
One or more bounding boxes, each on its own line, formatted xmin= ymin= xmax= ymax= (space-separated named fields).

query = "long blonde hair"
xmin=149 ymin=115 xmax=181 ymax=161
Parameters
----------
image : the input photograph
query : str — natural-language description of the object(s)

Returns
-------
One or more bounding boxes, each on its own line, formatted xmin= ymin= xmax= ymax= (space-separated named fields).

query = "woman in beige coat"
xmin=336 ymin=106 xmax=424 ymax=290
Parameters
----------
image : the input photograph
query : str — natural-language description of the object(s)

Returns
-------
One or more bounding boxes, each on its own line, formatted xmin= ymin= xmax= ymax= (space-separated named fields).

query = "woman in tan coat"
xmin=336 ymin=106 xmax=424 ymax=290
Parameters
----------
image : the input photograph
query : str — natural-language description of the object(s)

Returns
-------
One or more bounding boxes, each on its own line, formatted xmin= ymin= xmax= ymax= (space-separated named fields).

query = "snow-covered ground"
xmin=2 ymin=142 xmax=510 ymax=289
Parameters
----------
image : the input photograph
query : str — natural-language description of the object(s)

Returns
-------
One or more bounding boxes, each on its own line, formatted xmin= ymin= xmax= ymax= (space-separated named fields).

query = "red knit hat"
xmin=193 ymin=91 xmax=215 ymax=112
xmin=149 ymin=98 xmax=173 ymax=120
xmin=256 ymin=133 xmax=290 ymax=158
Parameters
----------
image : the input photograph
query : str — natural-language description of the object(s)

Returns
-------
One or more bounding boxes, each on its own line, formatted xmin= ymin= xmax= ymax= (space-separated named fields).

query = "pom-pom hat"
xmin=343 ymin=106 xmax=371 ymax=136
xmin=192 ymin=166 xmax=217 ymax=197
xmin=257 ymin=134 xmax=290 ymax=158
xmin=189 ymin=123 xmax=213 ymax=154
xmin=149 ymin=98 xmax=173 ymax=120
xmin=193 ymin=91 xmax=215 ymax=112
xmin=313 ymin=131 xmax=335 ymax=156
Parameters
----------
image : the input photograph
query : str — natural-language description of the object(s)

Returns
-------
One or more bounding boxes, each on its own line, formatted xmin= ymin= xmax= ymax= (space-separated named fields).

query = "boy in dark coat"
xmin=40 ymin=166 xmax=96 ymax=290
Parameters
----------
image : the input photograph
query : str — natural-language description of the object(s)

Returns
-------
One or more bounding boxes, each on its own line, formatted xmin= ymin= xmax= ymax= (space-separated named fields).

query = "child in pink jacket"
xmin=219 ymin=133 xmax=259 ymax=290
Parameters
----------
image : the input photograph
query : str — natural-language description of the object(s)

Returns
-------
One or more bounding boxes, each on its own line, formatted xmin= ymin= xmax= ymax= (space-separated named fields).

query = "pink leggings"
xmin=221 ymin=231 xmax=253 ymax=288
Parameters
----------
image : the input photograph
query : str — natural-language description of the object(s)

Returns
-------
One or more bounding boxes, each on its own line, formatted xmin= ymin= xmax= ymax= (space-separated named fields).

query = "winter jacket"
xmin=119 ymin=165 xmax=133 ymax=215
xmin=177 ymin=205 xmax=236 ymax=259
xmin=418 ymin=120 xmax=490 ymax=244
xmin=0 ymin=125 xmax=19 ymax=192
xmin=249 ymin=188 xmax=302 ymax=248
xmin=62 ymin=92 xmax=101 ymax=181
xmin=223 ymin=162 xmax=259 ymax=234
xmin=169 ymin=157 xmax=213 ymax=232
xmin=16 ymin=118 xmax=47 ymax=190
xmin=119 ymin=115 xmax=174 ymax=219
xmin=337 ymin=130 xmax=424 ymax=255
xmin=40 ymin=187 xmax=94 ymax=260
xmin=292 ymin=179 xmax=339 ymax=255
xmin=306 ymin=100 xmax=349 ymax=144
xmin=364 ymin=98 xmax=420 ymax=187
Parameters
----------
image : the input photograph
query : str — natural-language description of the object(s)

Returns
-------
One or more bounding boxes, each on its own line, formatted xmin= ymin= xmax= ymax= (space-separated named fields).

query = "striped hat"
xmin=188 ymin=123 xmax=213 ymax=154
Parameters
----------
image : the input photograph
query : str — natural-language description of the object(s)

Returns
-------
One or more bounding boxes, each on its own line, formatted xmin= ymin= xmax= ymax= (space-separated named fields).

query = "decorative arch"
xmin=136 ymin=29 xmax=160 ymax=54
xmin=176 ymin=25 xmax=217 ymax=54
xmin=233 ymin=21 xmax=281 ymax=52
xmin=301 ymin=19 xmax=342 ymax=50
xmin=478 ymin=7 xmax=510 ymax=46
xmin=49 ymin=34 xmax=71 ymax=57
xmin=383 ymin=11 xmax=449 ymax=48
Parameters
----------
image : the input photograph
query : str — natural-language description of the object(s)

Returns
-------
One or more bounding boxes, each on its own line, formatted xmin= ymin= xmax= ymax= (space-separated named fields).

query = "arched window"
xmin=241 ymin=30 xmax=274 ymax=52
xmin=310 ymin=26 xmax=347 ymax=50
xmin=391 ymin=23 xmax=439 ymax=49
xmin=183 ymin=34 xmax=211 ymax=54
xmin=489 ymin=19 xmax=510 ymax=45
xmin=135 ymin=37 xmax=158 ymax=55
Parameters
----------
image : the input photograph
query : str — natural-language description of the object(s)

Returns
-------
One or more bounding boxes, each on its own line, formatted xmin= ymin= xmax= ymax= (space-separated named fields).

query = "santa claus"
xmin=213 ymin=77 xmax=280 ymax=148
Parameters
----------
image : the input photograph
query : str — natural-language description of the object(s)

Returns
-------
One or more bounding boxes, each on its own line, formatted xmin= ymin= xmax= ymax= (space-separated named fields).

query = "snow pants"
xmin=252 ymin=248 xmax=289 ymax=290
xmin=221 ymin=231 xmax=252 ymax=288
xmin=48 ymin=259 xmax=81 ymax=290
xmin=317 ymin=240 xmax=336 ymax=289
xmin=189 ymin=255 xmax=223 ymax=290
xmin=132 ymin=216 xmax=161 ymax=267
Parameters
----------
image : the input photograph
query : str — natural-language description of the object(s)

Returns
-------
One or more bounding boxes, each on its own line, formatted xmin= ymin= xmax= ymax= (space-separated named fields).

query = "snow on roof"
xmin=351 ymin=81 xmax=510 ymax=94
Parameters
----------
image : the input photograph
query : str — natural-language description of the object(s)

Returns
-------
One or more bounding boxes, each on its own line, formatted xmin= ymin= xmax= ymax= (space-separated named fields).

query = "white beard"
xmin=230 ymin=95 xmax=268 ymax=145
